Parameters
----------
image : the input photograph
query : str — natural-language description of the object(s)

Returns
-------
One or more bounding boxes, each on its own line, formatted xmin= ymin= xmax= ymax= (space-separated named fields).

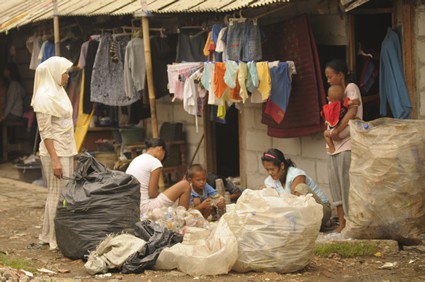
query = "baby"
xmin=187 ymin=164 xmax=225 ymax=219
xmin=322 ymin=85 xmax=359 ymax=153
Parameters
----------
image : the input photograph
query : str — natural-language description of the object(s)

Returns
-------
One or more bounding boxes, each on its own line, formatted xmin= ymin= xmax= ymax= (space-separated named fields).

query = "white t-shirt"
xmin=329 ymin=83 xmax=363 ymax=155
xmin=126 ymin=153 xmax=162 ymax=208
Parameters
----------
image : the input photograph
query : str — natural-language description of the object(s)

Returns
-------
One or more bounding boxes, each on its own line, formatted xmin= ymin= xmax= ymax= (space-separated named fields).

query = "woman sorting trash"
xmin=262 ymin=148 xmax=331 ymax=230
xmin=126 ymin=138 xmax=191 ymax=217
xmin=32 ymin=56 xmax=77 ymax=250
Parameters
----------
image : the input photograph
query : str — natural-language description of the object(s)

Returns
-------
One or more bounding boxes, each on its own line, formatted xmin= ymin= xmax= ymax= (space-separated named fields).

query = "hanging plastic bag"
xmin=55 ymin=152 xmax=141 ymax=259
xmin=222 ymin=188 xmax=322 ymax=273
xmin=154 ymin=218 xmax=238 ymax=276
xmin=121 ymin=220 xmax=183 ymax=274
xmin=344 ymin=118 xmax=425 ymax=243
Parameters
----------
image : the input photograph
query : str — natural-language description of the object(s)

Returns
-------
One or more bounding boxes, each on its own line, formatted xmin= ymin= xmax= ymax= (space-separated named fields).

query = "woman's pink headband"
xmin=264 ymin=153 xmax=277 ymax=159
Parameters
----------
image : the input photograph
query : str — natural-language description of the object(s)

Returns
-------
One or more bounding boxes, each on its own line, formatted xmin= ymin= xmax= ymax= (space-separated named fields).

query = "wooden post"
xmin=141 ymin=16 xmax=159 ymax=138
xmin=401 ymin=0 xmax=417 ymax=118
xmin=53 ymin=0 xmax=60 ymax=56
xmin=141 ymin=14 xmax=164 ymax=190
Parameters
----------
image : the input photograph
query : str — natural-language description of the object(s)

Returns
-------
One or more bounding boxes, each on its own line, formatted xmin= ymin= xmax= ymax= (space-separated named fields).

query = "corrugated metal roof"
xmin=0 ymin=0 xmax=139 ymax=33
xmin=0 ymin=0 xmax=292 ymax=33
xmin=148 ymin=0 xmax=291 ymax=13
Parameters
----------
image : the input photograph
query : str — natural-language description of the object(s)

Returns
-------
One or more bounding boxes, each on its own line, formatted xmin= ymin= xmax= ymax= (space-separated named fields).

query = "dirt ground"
xmin=1 ymin=164 xmax=425 ymax=281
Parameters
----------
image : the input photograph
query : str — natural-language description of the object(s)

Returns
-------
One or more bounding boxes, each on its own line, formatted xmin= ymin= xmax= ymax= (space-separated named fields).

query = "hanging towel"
xmin=379 ymin=28 xmax=411 ymax=119
xmin=264 ymin=62 xmax=291 ymax=124
xmin=261 ymin=14 xmax=326 ymax=138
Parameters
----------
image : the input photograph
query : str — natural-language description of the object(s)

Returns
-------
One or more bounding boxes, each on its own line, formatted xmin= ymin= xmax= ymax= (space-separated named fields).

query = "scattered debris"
xmin=95 ymin=272 xmax=112 ymax=278
xmin=37 ymin=267 xmax=57 ymax=274
xmin=374 ymin=252 xmax=382 ymax=257
xmin=19 ymin=269 xmax=33 ymax=277
xmin=379 ymin=262 xmax=397 ymax=270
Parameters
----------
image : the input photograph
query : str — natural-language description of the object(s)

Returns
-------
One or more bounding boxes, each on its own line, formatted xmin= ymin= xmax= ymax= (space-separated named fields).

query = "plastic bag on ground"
xmin=55 ymin=152 xmax=141 ymax=259
xmin=84 ymin=234 xmax=146 ymax=275
xmin=344 ymin=118 xmax=425 ymax=243
xmin=154 ymin=218 xmax=238 ymax=276
xmin=121 ymin=220 xmax=183 ymax=274
xmin=222 ymin=188 xmax=322 ymax=273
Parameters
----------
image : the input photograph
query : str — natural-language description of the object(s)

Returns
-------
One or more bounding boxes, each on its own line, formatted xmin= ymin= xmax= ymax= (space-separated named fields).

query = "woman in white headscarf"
xmin=32 ymin=56 xmax=77 ymax=250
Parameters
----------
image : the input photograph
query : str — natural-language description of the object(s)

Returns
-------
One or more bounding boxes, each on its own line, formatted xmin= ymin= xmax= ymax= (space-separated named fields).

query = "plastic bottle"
xmin=215 ymin=179 xmax=225 ymax=196
xmin=224 ymin=192 xmax=231 ymax=204
xmin=354 ymin=120 xmax=371 ymax=131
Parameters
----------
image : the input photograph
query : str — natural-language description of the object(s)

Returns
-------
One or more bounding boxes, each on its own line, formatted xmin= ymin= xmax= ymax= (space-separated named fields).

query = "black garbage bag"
xmin=121 ymin=220 xmax=183 ymax=273
xmin=55 ymin=152 xmax=141 ymax=260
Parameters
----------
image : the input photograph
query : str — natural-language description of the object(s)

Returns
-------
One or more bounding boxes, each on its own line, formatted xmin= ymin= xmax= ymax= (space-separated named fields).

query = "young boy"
xmin=187 ymin=164 xmax=225 ymax=219
xmin=322 ymin=85 xmax=359 ymax=153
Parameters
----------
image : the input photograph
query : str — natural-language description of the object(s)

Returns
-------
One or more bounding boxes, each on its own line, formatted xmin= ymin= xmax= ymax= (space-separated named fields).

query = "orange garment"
xmin=214 ymin=62 xmax=228 ymax=99
xmin=230 ymin=70 xmax=242 ymax=101
xmin=203 ymin=31 xmax=215 ymax=61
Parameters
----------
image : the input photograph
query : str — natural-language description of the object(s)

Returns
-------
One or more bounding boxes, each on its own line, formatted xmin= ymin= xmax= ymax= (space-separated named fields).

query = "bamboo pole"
xmin=141 ymin=14 xmax=165 ymax=190
xmin=53 ymin=0 xmax=60 ymax=56
xmin=141 ymin=16 xmax=158 ymax=138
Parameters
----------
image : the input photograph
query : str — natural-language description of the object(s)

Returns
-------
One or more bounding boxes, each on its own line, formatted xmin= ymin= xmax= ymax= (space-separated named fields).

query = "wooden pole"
xmin=53 ymin=0 xmax=60 ymax=56
xmin=141 ymin=14 xmax=164 ymax=190
xmin=141 ymin=16 xmax=159 ymax=138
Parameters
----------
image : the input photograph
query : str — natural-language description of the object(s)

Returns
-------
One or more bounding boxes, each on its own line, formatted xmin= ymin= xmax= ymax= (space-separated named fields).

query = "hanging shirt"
xmin=91 ymin=33 xmax=140 ymax=106
xmin=124 ymin=37 xmax=146 ymax=99
xmin=78 ymin=41 xmax=89 ymax=69
xmin=255 ymin=61 xmax=271 ymax=100
xmin=215 ymin=27 xmax=228 ymax=61
xmin=41 ymin=41 xmax=55 ymax=62
xmin=206 ymin=63 xmax=223 ymax=106
xmin=238 ymin=62 xmax=249 ymax=103
xmin=379 ymin=28 xmax=411 ymax=119
xmin=264 ymin=62 xmax=291 ymax=124
xmin=26 ymin=35 xmax=42 ymax=70
xmin=213 ymin=62 xmax=228 ymax=99
xmin=167 ymin=62 xmax=201 ymax=94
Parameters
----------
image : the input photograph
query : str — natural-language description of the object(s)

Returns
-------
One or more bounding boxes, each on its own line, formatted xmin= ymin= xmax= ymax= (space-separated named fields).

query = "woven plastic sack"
xmin=344 ymin=118 xmax=425 ymax=243
xmin=55 ymin=152 xmax=141 ymax=259
xmin=221 ymin=188 xmax=322 ymax=273
xmin=154 ymin=219 xmax=238 ymax=276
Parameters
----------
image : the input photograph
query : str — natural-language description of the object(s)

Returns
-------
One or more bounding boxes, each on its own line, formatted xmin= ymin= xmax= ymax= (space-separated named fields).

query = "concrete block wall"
xmin=417 ymin=4 xmax=425 ymax=118
xmin=154 ymin=96 xmax=206 ymax=165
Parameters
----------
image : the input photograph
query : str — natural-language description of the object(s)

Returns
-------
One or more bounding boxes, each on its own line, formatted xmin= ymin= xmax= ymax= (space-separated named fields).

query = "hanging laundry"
xmin=61 ymin=38 xmax=82 ymax=66
xmin=65 ymin=68 xmax=83 ymax=125
xmin=261 ymin=14 xmax=326 ymax=138
xmin=251 ymin=61 xmax=271 ymax=103
xmin=264 ymin=62 xmax=291 ymax=124
xmin=176 ymin=32 xmax=208 ymax=62
xmin=124 ymin=37 xmax=146 ymax=99
xmin=227 ymin=21 xmax=262 ymax=61
xmin=215 ymin=27 xmax=228 ymax=61
xmin=91 ymin=33 xmax=140 ymax=106
xmin=379 ymin=28 xmax=411 ymax=119
xmin=183 ymin=69 xmax=203 ymax=132
xmin=238 ymin=62 xmax=249 ymax=103
xmin=204 ymin=62 xmax=223 ymax=106
xmin=203 ymin=31 xmax=215 ymax=61
xmin=246 ymin=61 xmax=259 ymax=93
xmin=26 ymin=35 xmax=42 ymax=70
xmin=83 ymin=39 xmax=99 ymax=114
xmin=214 ymin=62 xmax=228 ymax=99
xmin=40 ymin=41 xmax=55 ymax=63
xmin=151 ymin=35 xmax=177 ymax=99
xmin=78 ymin=40 xmax=89 ymax=69
xmin=224 ymin=61 xmax=241 ymax=101
xmin=167 ymin=63 xmax=202 ymax=101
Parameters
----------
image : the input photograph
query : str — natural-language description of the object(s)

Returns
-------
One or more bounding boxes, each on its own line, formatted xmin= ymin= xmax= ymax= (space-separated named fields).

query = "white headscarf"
xmin=31 ymin=56 xmax=73 ymax=118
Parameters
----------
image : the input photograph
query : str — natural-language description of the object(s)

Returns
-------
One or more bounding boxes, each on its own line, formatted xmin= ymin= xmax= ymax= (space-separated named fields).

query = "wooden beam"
xmin=141 ymin=16 xmax=159 ymax=138
xmin=238 ymin=108 xmax=246 ymax=188
xmin=401 ymin=0 xmax=417 ymax=118
xmin=350 ymin=8 xmax=394 ymax=14
xmin=53 ymin=0 xmax=60 ymax=56
xmin=347 ymin=14 xmax=356 ymax=74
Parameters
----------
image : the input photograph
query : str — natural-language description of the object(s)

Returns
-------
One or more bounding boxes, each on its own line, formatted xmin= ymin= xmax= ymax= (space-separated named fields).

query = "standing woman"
xmin=0 ymin=62 xmax=26 ymax=122
xmin=324 ymin=59 xmax=363 ymax=232
xmin=31 ymin=57 xmax=77 ymax=250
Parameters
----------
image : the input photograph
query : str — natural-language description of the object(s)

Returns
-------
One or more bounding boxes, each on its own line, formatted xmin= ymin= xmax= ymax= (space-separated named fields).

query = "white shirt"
xmin=126 ymin=153 xmax=162 ymax=208
xmin=124 ymin=37 xmax=146 ymax=98
xmin=36 ymin=112 xmax=77 ymax=157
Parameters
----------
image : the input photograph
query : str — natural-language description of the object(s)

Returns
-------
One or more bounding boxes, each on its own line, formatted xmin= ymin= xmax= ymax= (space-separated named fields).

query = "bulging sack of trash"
xmin=55 ymin=152 xmax=141 ymax=259
xmin=344 ymin=118 xmax=425 ymax=244
xmin=154 ymin=219 xmax=238 ymax=276
xmin=221 ymin=188 xmax=322 ymax=273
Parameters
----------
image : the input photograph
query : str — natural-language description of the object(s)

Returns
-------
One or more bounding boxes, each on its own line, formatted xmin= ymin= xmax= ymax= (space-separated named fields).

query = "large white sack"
xmin=154 ymin=219 xmax=238 ymax=276
xmin=222 ymin=188 xmax=322 ymax=273
xmin=344 ymin=118 xmax=425 ymax=243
